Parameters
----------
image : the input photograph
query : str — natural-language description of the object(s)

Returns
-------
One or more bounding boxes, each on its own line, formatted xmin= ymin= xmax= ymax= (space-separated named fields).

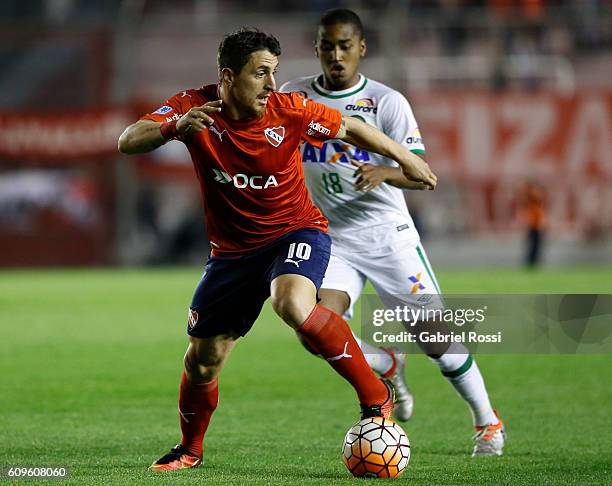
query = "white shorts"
xmin=322 ymin=241 xmax=443 ymax=319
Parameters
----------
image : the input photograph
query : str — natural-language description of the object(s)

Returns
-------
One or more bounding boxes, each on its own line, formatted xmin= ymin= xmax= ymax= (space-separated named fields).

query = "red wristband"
xmin=159 ymin=120 xmax=179 ymax=141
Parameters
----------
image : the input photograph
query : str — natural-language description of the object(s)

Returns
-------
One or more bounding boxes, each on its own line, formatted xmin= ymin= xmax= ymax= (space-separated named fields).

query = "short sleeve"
xmin=379 ymin=90 xmax=425 ymax=155
xmin=140 ymin=90 xmax=197 ymax=141
xmin=291 ymin=93 xmax=342 ymax=149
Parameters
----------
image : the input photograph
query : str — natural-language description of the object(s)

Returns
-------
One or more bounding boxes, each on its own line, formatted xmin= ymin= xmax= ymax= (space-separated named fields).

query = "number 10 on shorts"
xmin=287 ymin=242 xmax=312 ymax=261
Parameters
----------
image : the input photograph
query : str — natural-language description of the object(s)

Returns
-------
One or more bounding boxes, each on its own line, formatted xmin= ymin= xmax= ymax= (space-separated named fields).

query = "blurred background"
xmin=0 ymin=0 xmax=610 ymax=268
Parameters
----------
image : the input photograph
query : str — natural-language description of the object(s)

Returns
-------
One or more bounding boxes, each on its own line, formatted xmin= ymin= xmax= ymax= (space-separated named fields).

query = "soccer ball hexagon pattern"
xmin=342 ymin=416 xmax=410 ymax=478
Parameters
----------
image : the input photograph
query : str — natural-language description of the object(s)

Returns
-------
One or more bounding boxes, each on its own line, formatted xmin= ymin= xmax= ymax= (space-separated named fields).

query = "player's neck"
xmin=222 ymin=101 xmax=247 ymax=121
xmin=219 ymin=85 xmax=258 ymax=121
xmin=320 ymin=73 xmax=361 ymax=92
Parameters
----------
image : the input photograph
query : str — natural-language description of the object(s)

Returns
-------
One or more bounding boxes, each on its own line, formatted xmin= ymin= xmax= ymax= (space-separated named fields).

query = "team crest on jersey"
xmin=188 ymin=308 xmax=199 ymax=328
xmin=153 ymin=105 xmax=173 ymax=115
xmin=264 ymin=126 xmax=285 ymax=147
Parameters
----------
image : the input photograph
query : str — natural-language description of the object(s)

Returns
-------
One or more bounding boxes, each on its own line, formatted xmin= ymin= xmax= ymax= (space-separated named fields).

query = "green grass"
xmin=1 ymin=267 xmax=611 ymax=485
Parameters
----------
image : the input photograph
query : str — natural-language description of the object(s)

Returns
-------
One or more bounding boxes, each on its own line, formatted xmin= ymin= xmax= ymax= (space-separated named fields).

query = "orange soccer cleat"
xmin=360 ymin=379 xmax=395 ymax=420
xmin=149 ymin=444 xmax=202 ymax=471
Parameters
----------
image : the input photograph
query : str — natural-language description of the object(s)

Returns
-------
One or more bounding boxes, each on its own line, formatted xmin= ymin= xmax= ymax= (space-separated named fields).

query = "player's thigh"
xmin=188 ymin=255 xmax=269 ymax=339
xmin=362 ymin=245 xmax=450 ymax=355
xmin=268 ymin=228 xmax=332 ymax=326
xmin=320 ymin=251 xmax=366 ymax=319
xmin=360 ymin=243 xmax=443 ymax=312
xmin=270 ymin=273 xmax=318 ymax=327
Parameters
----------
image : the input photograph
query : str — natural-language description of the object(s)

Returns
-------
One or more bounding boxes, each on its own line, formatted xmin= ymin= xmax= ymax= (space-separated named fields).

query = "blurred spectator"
xmin=518 ymin=181 xmax=548 ymax=268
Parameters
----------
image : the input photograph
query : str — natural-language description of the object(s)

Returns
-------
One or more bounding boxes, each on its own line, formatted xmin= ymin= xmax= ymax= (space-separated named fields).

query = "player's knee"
xmin=270 ymin=292 xmax=294 ymax=323
xmin=271 ymin=292 xmax=312 ymax=328
xmin=184 ymin=347 xmax=223 ymax=383
xmin=411 ymin=319 xmax=452 ymax=357
xmin=184 ymin=358 xmax=220 ymax=383
xmin=318 ymin=289 xmax=350 ymax=316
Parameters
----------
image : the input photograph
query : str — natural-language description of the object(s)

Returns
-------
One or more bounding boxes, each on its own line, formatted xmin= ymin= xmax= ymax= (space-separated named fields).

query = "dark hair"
xmin=318 ymin=8 xmax=364 ymax=39
xmin=217 ymin=28 xmax=281 ymax=75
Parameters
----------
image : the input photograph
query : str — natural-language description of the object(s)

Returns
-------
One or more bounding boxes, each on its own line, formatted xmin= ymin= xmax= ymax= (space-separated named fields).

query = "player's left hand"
xmin=400 ymin=155 xmax=437 ymax=190
xmin=351 ymin=160 xmax=388 ymax=192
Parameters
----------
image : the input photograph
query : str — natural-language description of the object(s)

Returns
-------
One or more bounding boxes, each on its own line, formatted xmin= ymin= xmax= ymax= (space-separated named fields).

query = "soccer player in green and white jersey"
xmin=280 ymin=8 xmax=505 ymax=456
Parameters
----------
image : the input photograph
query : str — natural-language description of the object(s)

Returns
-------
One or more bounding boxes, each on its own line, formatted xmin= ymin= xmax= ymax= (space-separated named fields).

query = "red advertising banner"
xmin=411 ymin=91 xmax=612 ymax=235
xmin=0 ymin=107 xmax=132 ymax=161
xmin=412 ymin=91 xmax=612 ymax=178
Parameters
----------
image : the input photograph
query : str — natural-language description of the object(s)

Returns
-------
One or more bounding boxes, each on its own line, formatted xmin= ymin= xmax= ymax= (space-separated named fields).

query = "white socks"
xmin=430 ymin=343 xmax=498 ymax=426
xmin=352 ymin=332 xmax=394 ymax=376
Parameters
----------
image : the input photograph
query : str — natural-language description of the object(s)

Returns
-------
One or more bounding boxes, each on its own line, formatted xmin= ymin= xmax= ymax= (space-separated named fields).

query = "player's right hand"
xmin=177 ymin=100 xmax=223 ymax=133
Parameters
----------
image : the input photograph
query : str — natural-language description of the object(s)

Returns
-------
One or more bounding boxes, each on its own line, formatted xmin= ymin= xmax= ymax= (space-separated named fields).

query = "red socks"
xmin=178 ymin=371 xmax=218 ymax=458
xmin=297 ymin=305 xmax=387 ymax=406
xmin=176 ymin=306 xmax=385 ymax=457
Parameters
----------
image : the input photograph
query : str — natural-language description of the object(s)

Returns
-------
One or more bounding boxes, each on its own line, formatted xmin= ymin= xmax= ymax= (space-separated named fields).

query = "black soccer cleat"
xmin=149 ymin=444 xmax=202 ymax=471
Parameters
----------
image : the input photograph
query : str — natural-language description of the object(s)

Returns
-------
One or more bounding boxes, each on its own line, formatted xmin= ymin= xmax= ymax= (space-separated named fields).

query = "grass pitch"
xmin=1 ymin=267 xmax=611 ymax=485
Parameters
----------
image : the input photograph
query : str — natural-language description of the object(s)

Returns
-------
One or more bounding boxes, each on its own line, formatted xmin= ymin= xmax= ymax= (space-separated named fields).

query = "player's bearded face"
xmin=315 ymin=23 xmax=365 ymax=89
xmin=230 ymin=50 xmax=278 ymax=118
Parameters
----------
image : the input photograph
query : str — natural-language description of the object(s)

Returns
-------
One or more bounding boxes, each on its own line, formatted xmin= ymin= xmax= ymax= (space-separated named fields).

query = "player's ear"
xmin=220 ymin=67 xmax=234 ymax=86
xmin=360 ymin=39 xmax=367 ymax=57
xmin=314 ymin=39 xmax=320 ymax=58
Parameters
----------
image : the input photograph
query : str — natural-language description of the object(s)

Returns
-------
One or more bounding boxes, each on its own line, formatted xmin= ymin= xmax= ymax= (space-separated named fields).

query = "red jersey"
xmin=142 ymin=84 xmax=342 ymax=256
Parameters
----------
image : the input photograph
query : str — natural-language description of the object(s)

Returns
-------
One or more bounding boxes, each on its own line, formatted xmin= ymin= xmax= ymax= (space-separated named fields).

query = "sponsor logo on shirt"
xmin=307 ymin=120 xmax=331 ymax=137
xmin=264 ymin=126 xmax=285 ymax=147
xmin=212 ymin=169 xmax=279 ymax=190
xmin=153 ymin=105 xmax=173 ymax=115
xmin=208 ymin=125 xmax=227 ymax=142
xmin=409 ymin=273 xmax=426 ymax=294
xmin=406 ymin=127 xmax=423 ymax=145
xmin=165 ymin=113 xmax=181 ymax=122
xmin=345 ymin=98 xmax=377 ymax=114
xmin=302 ymin=141 xmax=370 ymax=163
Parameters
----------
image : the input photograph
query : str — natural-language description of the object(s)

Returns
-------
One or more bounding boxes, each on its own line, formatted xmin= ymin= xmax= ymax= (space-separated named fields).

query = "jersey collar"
xmin=311 ymin=74 xmax=368 ymax=99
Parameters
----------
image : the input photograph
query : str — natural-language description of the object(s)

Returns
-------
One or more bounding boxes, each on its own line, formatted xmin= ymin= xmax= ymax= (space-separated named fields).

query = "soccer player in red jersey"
xmin=118 ymin=28 xmax=436 ymax=472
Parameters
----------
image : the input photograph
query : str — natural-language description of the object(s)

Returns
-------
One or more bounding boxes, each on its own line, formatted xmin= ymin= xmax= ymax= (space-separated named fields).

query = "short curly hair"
xmin=217 ymin=28 xmax=281 ymax=75
xmin=318 ymin=8 xmax=364 ymax=39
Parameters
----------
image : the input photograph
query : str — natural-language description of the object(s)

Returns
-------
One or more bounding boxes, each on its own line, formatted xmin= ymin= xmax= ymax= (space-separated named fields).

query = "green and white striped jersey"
xmin=279 ymin=74 xmax=425 ymax=251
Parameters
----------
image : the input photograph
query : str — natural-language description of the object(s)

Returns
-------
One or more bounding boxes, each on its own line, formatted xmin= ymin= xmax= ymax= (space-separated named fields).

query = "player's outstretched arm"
xmin=351 ymin=160 xmax=431 ymax=192
xmin=117 ymin=119 xmax=167 ymax=154
xmin=118 ymin=101 xmax=222 ymax=155
xmin=336 ymin=116 xmax=437 ymax=190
